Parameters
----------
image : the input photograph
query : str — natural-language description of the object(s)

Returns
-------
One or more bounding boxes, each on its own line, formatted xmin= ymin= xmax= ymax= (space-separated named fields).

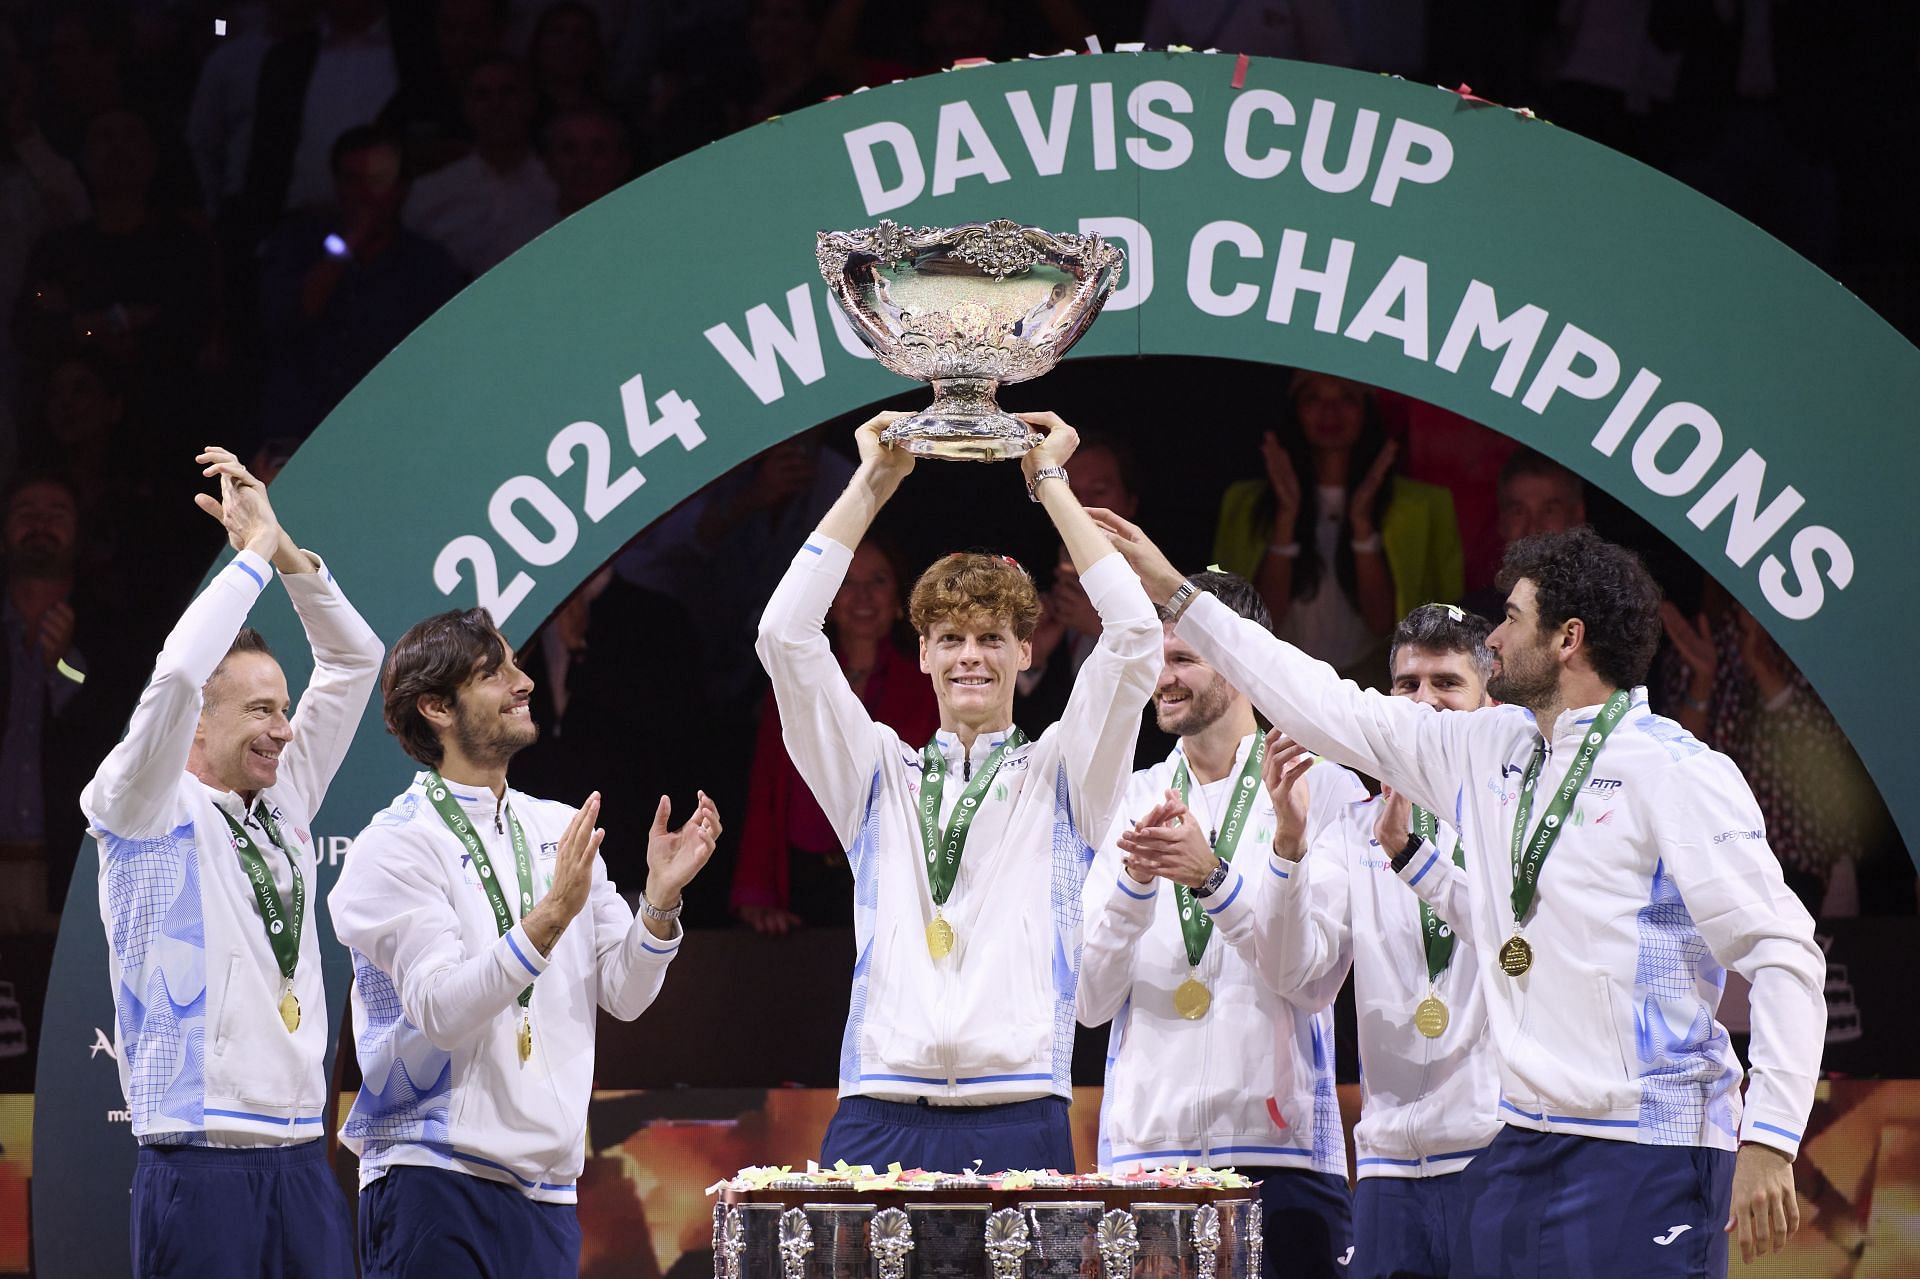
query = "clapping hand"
xmin=644 ymin=790 xmax=722 ymax=912
xmin=1262 ymin=729 xmax=1314 ymax=862
xmin=193 ymin=447 xmax=280 ymax=561
xmin=1118 ymin=790 xmax=1218 ymax=889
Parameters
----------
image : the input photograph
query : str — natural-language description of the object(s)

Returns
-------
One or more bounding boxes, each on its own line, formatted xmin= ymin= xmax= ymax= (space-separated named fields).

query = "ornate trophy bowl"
xmin=816 ymin=218 xmax=1125 ymax=461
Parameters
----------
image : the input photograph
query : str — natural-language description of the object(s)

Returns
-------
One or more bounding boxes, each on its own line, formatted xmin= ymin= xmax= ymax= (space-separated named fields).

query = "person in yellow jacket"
xmin=1211 ymin=372 xmax=1463 ymax=685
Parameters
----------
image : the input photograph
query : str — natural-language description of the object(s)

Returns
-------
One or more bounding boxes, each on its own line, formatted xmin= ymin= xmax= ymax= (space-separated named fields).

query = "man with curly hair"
xmin=1094 ymin=515 xmax=1823 ymax=1279
xmin=756 ymin=411 xmax=1161 ymax=1173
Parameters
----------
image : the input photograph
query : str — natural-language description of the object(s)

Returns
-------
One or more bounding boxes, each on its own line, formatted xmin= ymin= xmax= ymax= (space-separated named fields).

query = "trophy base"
xmin=882 ymin=379 xmax=1039 ymax=462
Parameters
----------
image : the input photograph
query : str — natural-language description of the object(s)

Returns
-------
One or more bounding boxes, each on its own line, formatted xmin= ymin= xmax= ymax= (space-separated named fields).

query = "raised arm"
xmin=253 ymin=460 xmax=386 ymax=816
xmin=755 ymin=415 xmax=914 ymax=847
xmin=1024 ymin=416 xmax=1162 ymax=843
xmin=1091 ymin=509 xmax=1470 ymax=815
xmin=82 ymin=453 xmax=282 ymax=838
xmin=1250 ymin=741 xmax=1360 ymax=1008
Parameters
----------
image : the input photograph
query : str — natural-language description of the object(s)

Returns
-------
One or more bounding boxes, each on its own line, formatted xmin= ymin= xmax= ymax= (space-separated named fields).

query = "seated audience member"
xmin=1661 ymin=584 xmax=1886 ymax=918
xmin=402 ymin=53 xmax=556 ymax=277
xmin=1461 ymin=448 xmax=1587 ymax=619
xmin=1212 ymin=372 xmax=1462 ymax=684
xmin=542 ymin=105 xmax=633 ymax=216
xmin=258 ymin=125 xmax=464 ymax=439
xmin=13 ymin=108 xmax=216 ymax=392
xmin=731 ymin=539 xmax=937 ymax=933
xmin=528 ymin=2 xmax=608 ymax=128
xmin=380 ymin=0 xmax=507 ymax=176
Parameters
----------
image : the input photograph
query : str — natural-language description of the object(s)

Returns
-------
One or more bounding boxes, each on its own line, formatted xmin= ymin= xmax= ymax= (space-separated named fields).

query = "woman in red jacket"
xmin=731 ymin=539 xmax=938 ymax=932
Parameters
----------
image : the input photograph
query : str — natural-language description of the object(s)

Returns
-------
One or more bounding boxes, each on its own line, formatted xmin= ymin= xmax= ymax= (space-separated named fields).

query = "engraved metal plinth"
xmin=816 ymin=219 xmax=1124 ymax=461
xmin=906 ymin=1202 xmax=991 ymax=1279
xmin=803 ymin=1203 xmax=877 ymax=1279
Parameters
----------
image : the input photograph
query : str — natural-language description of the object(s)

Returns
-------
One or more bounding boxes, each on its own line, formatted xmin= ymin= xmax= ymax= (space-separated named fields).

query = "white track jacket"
xmin=756 ymin=536 xmax=1160 ymax=1104
xmin=83 ymin=549 xmax=383 ymax=1146
xmin=331 ymin=778 xmax=683 ymax=1202
xmin=1079 ymin=736 xmax=1365 ymax=1177
xmin=1264 ymin=794 xmax=1501 ymax=1178
xmin=1179 ymin=593 xmax=1824 ymax=1158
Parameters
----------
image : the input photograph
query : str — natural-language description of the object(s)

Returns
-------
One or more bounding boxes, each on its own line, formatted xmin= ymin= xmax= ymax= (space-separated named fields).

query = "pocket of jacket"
xmin=210 ymin=952 xmax=244 ymax=1057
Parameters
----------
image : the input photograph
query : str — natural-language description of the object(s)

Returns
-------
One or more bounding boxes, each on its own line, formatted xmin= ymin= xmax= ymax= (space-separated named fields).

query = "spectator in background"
xmin=34 ymin=6 xmax=132 ymax=159
xmin=381 ymin=0 xmax=508 ymax=178
xmin=258 ymin=125 xmax=463 ymax=440
xmin=1016 ymin=431 xmax=1140 ymax=733
xmin=403 ymin=53 xmax=556 ymax=277
xmin=1460 ymin=447 xmax=1587 ymax=620
xmin=1 ymin=20 xmax=90 ymax=477
xmin=732 ymin=539 xmax=937 ymax=933
xmin=1211 ymin=372 xmax=1462 ymax=685
xmin=242 ymin=0 xmax=399 ymax=235
xmin=543 ymin=104 xmax=633 ymax=216
xmin=1 ymin=475 xmax=89 ymax=932
xmin=1660 ymin=582 xmax=1884 ymax=918
xmin=12 ymin=107 xmax=217 ymax=403
xmin=187 ymin=0 xmax=318 ymax=219
xmin=729 ymin=0 xmax=838 ymax=131
xmin=529 ymin=1 xmax=608 ymax=128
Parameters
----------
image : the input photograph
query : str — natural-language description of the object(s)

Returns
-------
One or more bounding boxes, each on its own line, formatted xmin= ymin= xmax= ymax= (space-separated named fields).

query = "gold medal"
xmin=278 ymin=989 xmax=301 ymax=1033
xmin=1413 ymin=995 xmax=1449 ymax=1038
xmin=926 ymin=916 xmax=956 ymax=959
xmin=1499 ymin=935 xmax=1534 ymax=977
xmin=516 ymin=1013 xmax=533 ymax=1065
xmin=1173 ymin=977 xmax=1212 ymax=1020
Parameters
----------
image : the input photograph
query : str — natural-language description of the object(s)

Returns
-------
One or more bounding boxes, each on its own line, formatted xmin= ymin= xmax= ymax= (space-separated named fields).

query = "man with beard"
xmin=330 ymin=608 xmax=720 ymax=1278
xmin=1255 ymin=604 xmax=1502 ymax=1279
xmin=1078 ymin=571 xmax=1366 ymax=1278
xmin=1093 ymin=515 xmax=1823 ymax=1278
xmin=82 ymin=449 xmax=383 ymax=1278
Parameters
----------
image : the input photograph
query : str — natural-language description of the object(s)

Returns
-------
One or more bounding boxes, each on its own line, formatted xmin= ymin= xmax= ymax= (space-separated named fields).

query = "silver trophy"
xmin=816 ymin=218 xmax=1125 ymax=461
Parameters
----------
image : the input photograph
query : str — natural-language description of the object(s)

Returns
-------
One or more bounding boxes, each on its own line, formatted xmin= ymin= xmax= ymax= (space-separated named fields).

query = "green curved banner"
xmin=35 ymin=52 xmax=1919 ymax=1274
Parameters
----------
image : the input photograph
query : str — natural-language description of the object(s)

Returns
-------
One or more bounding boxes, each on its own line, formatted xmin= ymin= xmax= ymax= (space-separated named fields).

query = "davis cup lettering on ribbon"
xmin=432 ymin=371 xmax=703 ymax=625
xmin=845 ymin=83 xmax=1453 ymax=216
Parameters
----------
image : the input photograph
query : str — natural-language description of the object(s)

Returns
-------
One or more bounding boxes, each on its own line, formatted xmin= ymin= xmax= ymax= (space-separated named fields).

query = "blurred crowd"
xmin=1 ymin=0 xmax=1915 ymax=1082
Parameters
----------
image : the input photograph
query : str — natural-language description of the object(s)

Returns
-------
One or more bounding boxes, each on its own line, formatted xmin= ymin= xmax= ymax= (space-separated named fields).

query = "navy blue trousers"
xmin=130 ymin=1140 xmax=353 ymax=1279
xmin=820 ymin=1094 xmax=1075 ymax=1173
xmin=1351 ymin=1171 xmax=1474 ymax=1279
xmin=359 ymin=1165 xmax=580 ymax=1279
xmin=1452 ymin=1128 xmax=1735 ymax=1278
xmin=1251 ymin=1167 xmax=1354 ymax=1279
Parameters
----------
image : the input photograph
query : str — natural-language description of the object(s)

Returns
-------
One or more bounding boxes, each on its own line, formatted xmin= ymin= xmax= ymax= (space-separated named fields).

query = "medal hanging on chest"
xmin=422 ymin=772 xmax=539 ymax=1064
xmin=916 ymin=731 xmax=1026 ymax=959
xmin=220 ymin=804 xmax=305 ymax=1034
xmin=1408 ymin=804 xmax=1465 ymax=1038
xmin=1168 ymin=736 xmax=1266 ymax=1019
xmin=1502 ymin=690 xmax=1632 ymax=977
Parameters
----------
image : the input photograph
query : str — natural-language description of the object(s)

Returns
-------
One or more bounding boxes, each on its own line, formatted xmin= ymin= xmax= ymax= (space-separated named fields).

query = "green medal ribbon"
xmin=1409 ymin=805 xmax=1465 ymax=984
xmin=1507 ymin=689 xmax=1633 ymax=929
xmin=423 ymin=771 xmax=536 ymax=1009
xmin=917 ymin=729 xmax=1027 ymax=907
xmin=218 ymin=802 xmax=303 ymax=986
xmin=1169 ymin=733 xmax=1267 ymax=969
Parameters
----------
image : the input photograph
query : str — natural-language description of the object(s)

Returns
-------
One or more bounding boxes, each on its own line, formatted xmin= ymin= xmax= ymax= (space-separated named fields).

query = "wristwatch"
xmin=640 ymin=892 xmax=684 ymax=923
xmin=1159 ymin=578 xmax=1200 ymax=622
xmin=1026 ymin=465 xmax=1070 ymax=502
xmin=1194 ymin=857 xmax=1231 ymax=898
xmin=1389 ymin=832 xmax=1425 ymax=874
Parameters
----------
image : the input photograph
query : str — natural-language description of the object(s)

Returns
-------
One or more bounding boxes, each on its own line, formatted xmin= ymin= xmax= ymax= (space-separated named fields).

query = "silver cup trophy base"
xmin=817 ymin=220 xmax=1125 ymax=462
xmin=881 ymin=380 xmax=1039 ymax=461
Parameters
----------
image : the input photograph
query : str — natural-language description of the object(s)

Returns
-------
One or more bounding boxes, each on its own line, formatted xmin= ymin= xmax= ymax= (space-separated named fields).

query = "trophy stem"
xmin=880 ymin=377 xmax=1039 ymax=462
